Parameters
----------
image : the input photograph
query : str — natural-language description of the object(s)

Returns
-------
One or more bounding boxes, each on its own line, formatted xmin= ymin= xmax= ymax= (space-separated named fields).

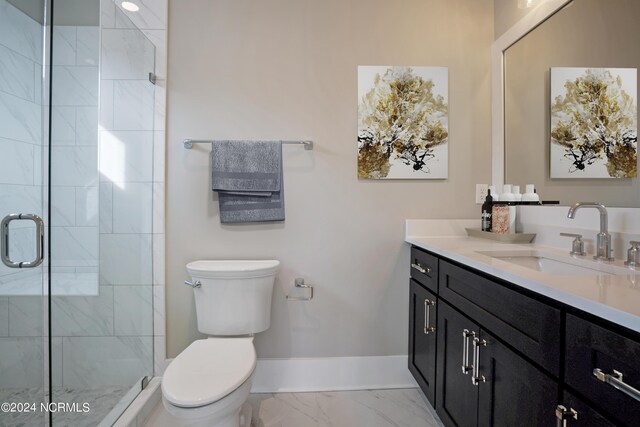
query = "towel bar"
xmin=183 ymin=139 xmax=313 ymax=150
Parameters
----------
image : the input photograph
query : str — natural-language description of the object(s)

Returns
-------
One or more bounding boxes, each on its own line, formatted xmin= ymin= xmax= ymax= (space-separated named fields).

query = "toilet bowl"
xmin=162 ymin=338 xmax=256 ymax=427
xmin=161 ymin=260 xmax=279 ymax=427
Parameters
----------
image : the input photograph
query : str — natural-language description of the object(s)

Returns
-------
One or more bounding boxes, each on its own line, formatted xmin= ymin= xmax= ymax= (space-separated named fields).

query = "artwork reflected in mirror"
xmin=550 ymin=67 xmax=637 ymax=178
xmin=503 ymin=0 xmax=640 ymax=207
xmin=357 ymin=66 xmax=448 ymax=179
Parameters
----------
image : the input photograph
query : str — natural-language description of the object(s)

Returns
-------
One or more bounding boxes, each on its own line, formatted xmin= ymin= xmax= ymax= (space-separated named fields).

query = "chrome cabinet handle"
xmin=555 ymin=405 xmax=578 ymax=427
xmin=423 ymin=299 xmax=436 ymax=334
xmin=471 ymin=336 xmax=487 ymax=385
xmin=593 ymin=368 xmax=640 ymax=402
xmin=462 ymin=329 xmax=474 ymax=374
xmin=1 ymin=214 xmax=44 ymax=268
xmin=411 ymin=263 xmax=431 ymax=274
xmin=184 ymin=280 xmax=201 ymax=288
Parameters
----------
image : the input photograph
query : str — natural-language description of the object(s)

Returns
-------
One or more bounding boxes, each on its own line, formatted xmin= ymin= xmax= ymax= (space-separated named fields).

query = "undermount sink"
xmin=476 ymin=250 xmax=626 ymax=276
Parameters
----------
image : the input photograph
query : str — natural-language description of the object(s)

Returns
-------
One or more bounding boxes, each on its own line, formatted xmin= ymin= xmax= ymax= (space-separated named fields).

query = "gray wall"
xmin=166 ymin=0 xmax=493 ymax=359
xmin=493 ymin=0 xmax=531 ymax=40
xmin=504 ymin=0 xmax=640 ymax=207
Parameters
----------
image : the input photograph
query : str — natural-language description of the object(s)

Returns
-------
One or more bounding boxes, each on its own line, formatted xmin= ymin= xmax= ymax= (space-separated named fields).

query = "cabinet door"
xmin=409 ymin=280 xmax=437 ymax=406
xmin=565 ymin=314 xmax=640 ymax=426
xmin=436 ymin=301 xmax=479 ymax=427
xmin=559 ymin=391 xmax=617 ymax=427
xmin=476 ymin=329 xmax=558 ymax=427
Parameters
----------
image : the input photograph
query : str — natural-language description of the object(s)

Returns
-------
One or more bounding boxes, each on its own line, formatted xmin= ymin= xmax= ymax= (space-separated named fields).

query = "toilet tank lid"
xmin=186 ymin=260 xmax=280 ymax=279
xmin=162 ymin=338 xmax=256 ymax=408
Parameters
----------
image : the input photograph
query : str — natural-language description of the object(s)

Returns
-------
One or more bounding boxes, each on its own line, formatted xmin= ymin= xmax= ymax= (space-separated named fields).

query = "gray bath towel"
xmin=211 ymin=141 xmax=285 ymax=223
xmin=211 ymin=140 xmax=281 ymax=195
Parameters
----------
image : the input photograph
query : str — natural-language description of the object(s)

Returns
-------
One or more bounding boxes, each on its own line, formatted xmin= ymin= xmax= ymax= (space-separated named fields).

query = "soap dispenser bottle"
xmin=522 ymin=184 xmax=540 ymax=202
xmin=481 ymin=190 xmax=493 ymax=232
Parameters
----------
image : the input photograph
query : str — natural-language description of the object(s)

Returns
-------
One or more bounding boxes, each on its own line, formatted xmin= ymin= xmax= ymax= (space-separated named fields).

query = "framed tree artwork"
xmin=550 ymin=67 xmax=638 ymax=178
xmin=357 ymin=66 xmax=449 ymax=179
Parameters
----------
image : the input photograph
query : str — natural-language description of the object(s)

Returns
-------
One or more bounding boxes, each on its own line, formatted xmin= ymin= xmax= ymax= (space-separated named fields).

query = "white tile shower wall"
xmin=0 ymin=0 xmax=45 ymax=391
xmin=0 ymin=0 xmax=166 ymax=389
xmin=108 ymin=0 xmax=169 ymax=377
xmin=96 ymin=0 xmax=168 ymax=383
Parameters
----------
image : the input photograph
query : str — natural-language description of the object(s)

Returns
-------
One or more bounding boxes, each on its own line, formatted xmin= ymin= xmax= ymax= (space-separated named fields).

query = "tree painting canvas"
xmin=551 ymin=67 xmax=637 ymax=178
xmin=358 ymin=66 xmax=448 ymax=179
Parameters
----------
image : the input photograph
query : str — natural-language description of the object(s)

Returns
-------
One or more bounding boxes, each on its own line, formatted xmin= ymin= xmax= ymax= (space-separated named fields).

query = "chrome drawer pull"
xmin=471 ymin=337 xmax=487 ymax=385
xmin=411 ymin=263 xmax=431 ymax=274
xmin=555 ymin=405 xmax=578 ymax=427
xmin=593 ymin=368 xmax=640 ymax=402
xmin=184 ymin=280 xmax=201 ymax=288
xmin=462 ymin=329 xmax=474 ymax=374
xmin=423 ymin=299 xmax=436 ymax=335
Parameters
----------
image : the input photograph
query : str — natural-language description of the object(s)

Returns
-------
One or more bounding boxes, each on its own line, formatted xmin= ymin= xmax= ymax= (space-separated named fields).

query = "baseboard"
xmin=250 ymin=355 xmax=418 ymax=393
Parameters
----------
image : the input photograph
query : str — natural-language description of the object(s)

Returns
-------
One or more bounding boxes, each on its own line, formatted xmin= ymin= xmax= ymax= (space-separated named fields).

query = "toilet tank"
xmin=186 ymin=260 xmax=279 ymax=335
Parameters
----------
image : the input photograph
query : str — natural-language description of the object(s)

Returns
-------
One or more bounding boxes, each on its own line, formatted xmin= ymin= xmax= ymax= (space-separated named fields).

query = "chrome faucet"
xmin=567 ymin=202 xmax=614 ymax=261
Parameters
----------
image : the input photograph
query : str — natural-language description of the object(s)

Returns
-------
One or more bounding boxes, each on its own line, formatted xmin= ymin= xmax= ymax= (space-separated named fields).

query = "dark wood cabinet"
xmin=435 ymin=301 xmax=479 ymax=427
xmin=565 ymin=314 xmax=640 ymax=426
xmin=439 ymin=260 xmax=561 ymax=375
xmin=477 ymin=328 xmax=557 ymax=427
xmin=558 ymin=391 xmax=617 ymax=427
xmin=409 ymin=279 xmax=438 ymax=406
xmin=408 ymin=246 xmax=640 ymax=427
xmin=435 ymin=301 xmax=557 ymax=427
xmin=410 ymin=247 xmax=439 ymax=294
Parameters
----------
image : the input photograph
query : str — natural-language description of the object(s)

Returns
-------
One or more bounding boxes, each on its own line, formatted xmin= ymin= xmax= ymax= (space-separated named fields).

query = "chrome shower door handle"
xmin=1 ymin=213 xmax=45 ymax=268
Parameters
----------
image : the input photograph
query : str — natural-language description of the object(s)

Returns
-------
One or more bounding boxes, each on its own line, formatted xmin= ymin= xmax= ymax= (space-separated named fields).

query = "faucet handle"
xmin=560 ymin=233 xmax=586 ymax=256
xmin=625 ymin=241 xmax=640 ymax=266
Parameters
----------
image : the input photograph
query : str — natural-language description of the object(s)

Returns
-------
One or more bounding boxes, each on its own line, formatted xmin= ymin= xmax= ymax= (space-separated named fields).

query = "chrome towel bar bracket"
xmin=183 ymin=139 xmax=314 ymax=150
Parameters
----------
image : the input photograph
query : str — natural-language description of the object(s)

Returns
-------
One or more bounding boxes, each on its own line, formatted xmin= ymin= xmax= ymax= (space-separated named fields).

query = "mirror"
xmin=502 ymin=0 xmax=640 ymax=206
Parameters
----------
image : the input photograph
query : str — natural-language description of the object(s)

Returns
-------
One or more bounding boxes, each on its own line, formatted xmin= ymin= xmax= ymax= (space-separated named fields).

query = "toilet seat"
xmin=162 ymin=337 xmax=256 ymax=408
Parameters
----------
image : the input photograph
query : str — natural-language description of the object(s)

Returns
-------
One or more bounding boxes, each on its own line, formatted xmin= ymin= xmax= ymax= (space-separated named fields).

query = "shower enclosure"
xmin=0 ymin=0 xmax=157 ymax=425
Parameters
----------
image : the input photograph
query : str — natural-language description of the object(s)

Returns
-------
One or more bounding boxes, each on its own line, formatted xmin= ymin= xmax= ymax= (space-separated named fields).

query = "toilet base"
xmin=240 ymin=404 xmax=252 ymax=427
xmin=162 ymin=374 xmax=253 ymax=427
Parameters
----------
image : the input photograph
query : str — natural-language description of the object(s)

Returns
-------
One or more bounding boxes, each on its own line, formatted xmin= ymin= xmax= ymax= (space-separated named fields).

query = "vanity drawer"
xmin=565 ymin=314 xmax=640 ymax=427
xmin=410 ymin=247 xmax=438 ymax=294
xmin=438 ymin=260 xmax=561 ymax=375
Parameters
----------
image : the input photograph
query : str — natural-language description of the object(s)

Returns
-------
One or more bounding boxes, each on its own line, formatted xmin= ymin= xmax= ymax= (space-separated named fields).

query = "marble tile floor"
xmin=0 ymin=386 xmax=130 ymax=427
xmin=144 ymin=388 xmax=443 ymax=427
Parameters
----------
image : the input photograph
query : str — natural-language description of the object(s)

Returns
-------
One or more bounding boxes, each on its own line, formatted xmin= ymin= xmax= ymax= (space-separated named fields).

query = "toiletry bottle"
xmin=481 ymin=190 xmax=493 ymax=232
xmin=488 ymin=185 xmax=499 ymax=202
xmin=522 ymin=184 xmax=540 ymax=202
xmin=512 ymin=185 xmax=522 ymax=201
xmin=500 ymin=184 xmax=515 ymax=202
xmin=491 ymin=204 xmax=509 ymax=234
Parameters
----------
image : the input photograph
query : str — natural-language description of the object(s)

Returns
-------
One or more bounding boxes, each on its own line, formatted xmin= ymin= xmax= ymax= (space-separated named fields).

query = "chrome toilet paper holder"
xmin=286 ymin=278 xmax=314 ymax=301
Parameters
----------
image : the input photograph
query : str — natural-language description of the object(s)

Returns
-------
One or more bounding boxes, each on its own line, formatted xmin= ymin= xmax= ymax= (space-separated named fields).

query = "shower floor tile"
xmin=0 ymin=386 xmax=130 ymax=427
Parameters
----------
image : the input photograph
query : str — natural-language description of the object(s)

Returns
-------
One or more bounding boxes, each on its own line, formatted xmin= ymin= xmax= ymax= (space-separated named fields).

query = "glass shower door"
xmin=0 ymin=0 xmax=156 ymax=424
xmin=0 ymin=0 xmax=49 ymax=426
xmin=49 ymin=0 xmax=156 ymax=424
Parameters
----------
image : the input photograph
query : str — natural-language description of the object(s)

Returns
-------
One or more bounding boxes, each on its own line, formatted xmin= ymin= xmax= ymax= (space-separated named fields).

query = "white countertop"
xmin=406 ymin=235 xmax=640 ymax=334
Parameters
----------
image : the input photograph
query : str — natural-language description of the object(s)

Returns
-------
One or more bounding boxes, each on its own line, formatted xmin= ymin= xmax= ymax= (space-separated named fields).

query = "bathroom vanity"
xmin=406 ymin=234 xmax=640 ymax=426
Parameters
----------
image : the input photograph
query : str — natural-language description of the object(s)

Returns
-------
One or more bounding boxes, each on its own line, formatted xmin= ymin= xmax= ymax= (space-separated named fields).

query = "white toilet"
xmin=161 ymin=260 xmax=280 ymax=427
